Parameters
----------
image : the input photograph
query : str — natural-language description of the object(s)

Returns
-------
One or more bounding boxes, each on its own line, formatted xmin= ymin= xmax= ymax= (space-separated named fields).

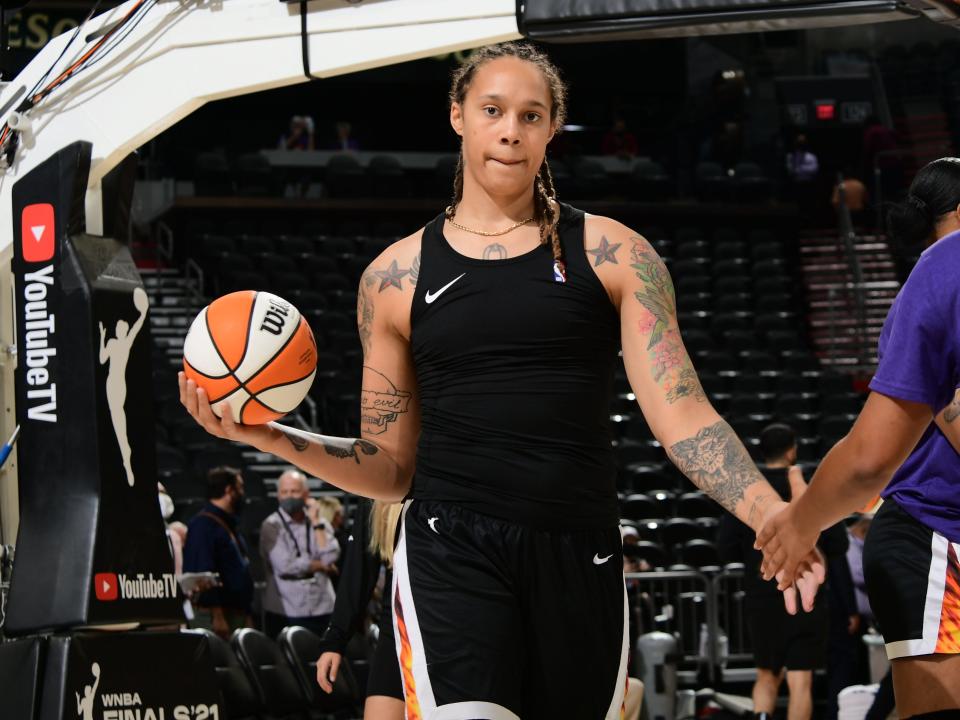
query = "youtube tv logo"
xmin=21 ymin=203 xmax=55 ymax=263
xmin=94 ymin=572 xmax=119 ymax=601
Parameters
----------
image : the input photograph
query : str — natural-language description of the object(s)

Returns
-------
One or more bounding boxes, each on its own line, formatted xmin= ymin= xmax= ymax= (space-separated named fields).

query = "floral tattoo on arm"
xmin=630 ymin=236 xmax=706 ymax=404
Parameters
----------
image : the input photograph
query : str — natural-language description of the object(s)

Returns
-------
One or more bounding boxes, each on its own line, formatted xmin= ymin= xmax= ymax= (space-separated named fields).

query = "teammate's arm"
xmin=178 ymin=244 xmax=421 ymax=502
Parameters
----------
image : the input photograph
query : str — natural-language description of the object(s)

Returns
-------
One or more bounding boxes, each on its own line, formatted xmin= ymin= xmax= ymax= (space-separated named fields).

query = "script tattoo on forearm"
xmin=667 ymin=420 xmax=766 ymax=517
xmin=944 ymin=388 xmax=960 ymax=423
xmin=361 ymin=366 xmax=413 ymax=436
xmin=357 ymin=270 xmax=377 ymax=357
xmin=281 ymin=428 xmax=309 ymax=452
xmin=630 ymin=236 xmax=706 ymax=404
xmin=322 ymin=438 xmax=380 ymax=464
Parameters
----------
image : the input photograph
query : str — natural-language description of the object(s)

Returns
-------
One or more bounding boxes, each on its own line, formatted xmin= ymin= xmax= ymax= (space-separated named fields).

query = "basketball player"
xmin=179 ymin=42 xmax=823 ymax=719
xmin=757 ymin=158 xmax=960 ymax=718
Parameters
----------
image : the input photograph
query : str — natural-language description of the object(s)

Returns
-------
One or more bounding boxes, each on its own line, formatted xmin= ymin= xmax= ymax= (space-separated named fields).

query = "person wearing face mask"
xmin=183 ymin=465 xmax=255 ymax=639
xmin=260 ymin=469 xmax=341 ymax=638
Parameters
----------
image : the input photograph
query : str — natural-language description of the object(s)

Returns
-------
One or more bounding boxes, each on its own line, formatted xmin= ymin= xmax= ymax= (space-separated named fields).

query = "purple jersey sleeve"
xmin=870 ymin=252 xmax=950 ymax=409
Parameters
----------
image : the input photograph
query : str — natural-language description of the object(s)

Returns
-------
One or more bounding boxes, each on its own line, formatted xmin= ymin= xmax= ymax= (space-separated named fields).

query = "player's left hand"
xmin=776 ymin=548 xmax=826 ymax=615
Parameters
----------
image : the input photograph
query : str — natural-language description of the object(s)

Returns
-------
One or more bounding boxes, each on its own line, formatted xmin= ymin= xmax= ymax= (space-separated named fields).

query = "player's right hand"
xmin=178 ymin=372 xmax=275 ymax=451
xmin=316 ymin=651 xmax=341 ymax=693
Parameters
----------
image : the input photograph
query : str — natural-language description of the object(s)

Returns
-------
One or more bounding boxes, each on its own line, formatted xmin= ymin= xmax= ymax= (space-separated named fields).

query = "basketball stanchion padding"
xmin=183 ymin=290 xmax=317 ymax=424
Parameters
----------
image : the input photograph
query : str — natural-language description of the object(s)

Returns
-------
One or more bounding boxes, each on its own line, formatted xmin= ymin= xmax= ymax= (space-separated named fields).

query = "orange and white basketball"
xmin=182 ymin=291 xmax=317 ymax=424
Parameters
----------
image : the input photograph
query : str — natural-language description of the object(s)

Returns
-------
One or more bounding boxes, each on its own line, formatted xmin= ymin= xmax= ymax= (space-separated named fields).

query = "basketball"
xmin=182 ymin=291 xmax=317 ymax=424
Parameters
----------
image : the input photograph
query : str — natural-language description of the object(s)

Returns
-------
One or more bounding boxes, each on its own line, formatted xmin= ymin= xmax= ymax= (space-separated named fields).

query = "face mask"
xmin=158 ymin=493 xmax=174 ymax=521
xmin=279 ymin=497 xmax=306 ymax=515
xmin=232 ymin=491 xmax=246 ymax=516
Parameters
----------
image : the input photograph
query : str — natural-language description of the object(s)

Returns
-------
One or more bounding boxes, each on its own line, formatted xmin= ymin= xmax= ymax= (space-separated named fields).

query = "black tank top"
xmin=409 ymin=203 xmax=621 ymax=529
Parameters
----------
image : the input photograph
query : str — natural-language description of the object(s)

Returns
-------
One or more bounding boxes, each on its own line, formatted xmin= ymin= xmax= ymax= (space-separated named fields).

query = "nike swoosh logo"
xmin=593 ymin=553 xmax=613 ymax=565
xmin=425 ymin=273 xmax=466 ymax=304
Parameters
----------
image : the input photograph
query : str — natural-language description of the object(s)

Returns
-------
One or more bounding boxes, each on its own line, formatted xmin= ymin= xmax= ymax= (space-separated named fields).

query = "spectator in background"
xmin=718 ymin=424 xmax=826 ymax=720
xmin=260 ymin=469 xmax=340 ymax=638
xmin=601 ymin=115 xmax=638 ymax=159
xmin=832 ymin=167 xmax=870 ymax=228
xmin=786 ymin=133 xmax=819 ymax=184
xmin=334 ymin=121 xmax=360 ymax=151
xmin=183 ymin=466 xmax=255 ymax=639
xmin=317 ymin=496 xmax=350 ymax=560
xmin=280 ymin=115 xmax=315 ymax=151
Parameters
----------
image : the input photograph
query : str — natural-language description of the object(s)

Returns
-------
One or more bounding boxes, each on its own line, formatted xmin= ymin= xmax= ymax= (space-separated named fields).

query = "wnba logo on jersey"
xmin=553 ymin=260 xmax=567 ymax=283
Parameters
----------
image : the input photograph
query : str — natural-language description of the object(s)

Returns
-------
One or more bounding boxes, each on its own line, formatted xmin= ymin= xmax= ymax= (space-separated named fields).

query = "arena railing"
xmin=625 ymin=569 xmax=716 ymax=685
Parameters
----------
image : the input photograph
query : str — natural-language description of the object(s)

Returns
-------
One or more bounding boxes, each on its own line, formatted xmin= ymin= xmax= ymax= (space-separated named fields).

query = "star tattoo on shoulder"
xmin=374 ymin=260 xmax=410 ymax=292
xmin=587 ymin=235 xmax=622 ymax=267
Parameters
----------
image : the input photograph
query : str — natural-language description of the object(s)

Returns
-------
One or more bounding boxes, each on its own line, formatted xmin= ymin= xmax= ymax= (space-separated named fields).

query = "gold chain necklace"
xmin=445 ymin=207 xmax=535 ymax=237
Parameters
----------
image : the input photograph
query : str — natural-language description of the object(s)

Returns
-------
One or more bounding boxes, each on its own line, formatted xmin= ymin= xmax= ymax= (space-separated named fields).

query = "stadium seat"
xmin=678 ymin=492 xmax=721 ymax=518
xmin=678 ymin=539 xmax=721 ymax=568
xmin=278 ymin=625 xmax=363 ymax=716
xmin=621 ymin=493 xmax=660 ymax=521
xmin=185 ymin=629 xmax=261 ymax=720
xmin=660 ymin=517 xmax=702 ymax=547
xmin=231 ymin=629 xmax=310 ymax=720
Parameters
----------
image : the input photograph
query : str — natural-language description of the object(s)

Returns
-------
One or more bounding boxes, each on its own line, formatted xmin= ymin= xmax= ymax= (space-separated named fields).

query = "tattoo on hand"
xmin=587 ymin=235 xmax=621 ymax=267
xmin=944 ymin=389 xmax=960 ymax=423
xmin=357 ymin=271 xmax=377 ymax=357
xmin=483 ymin=243 xmax=508 ymax=260
xmin=322 ymin=438 xmax=381 ymax=464
xmin=668 ymin=420 xmax=765 ymax=517
xmin=361 ymin=366 xmax=413 ymax=436
xmin=747 ymin=493 xmax=772 ymax=528
xmin=374 ymin=259 xmax=410 ymax=292
xmin=630 ymin=236 xmax=706 ymax=405
xmin=282 ymin=429 xmax=309 ymax=452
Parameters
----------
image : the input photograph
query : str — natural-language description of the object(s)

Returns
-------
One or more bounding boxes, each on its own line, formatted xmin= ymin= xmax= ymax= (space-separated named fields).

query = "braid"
xmin=446 ymin=151 xmax=465 ymax=220
xmin=535 ymin=158 xmax=562 ymax=263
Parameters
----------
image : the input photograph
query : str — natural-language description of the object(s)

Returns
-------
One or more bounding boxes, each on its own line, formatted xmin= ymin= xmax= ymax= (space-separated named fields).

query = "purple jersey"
xmin=870 ymin=230 xmax=960 ymax=542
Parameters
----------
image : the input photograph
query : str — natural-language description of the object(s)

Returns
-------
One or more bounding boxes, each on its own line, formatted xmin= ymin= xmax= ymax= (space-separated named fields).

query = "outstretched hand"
xmin=178 ymin=372 xmax=276 ymax=451
xmin=756 ymin=501 xmax=823 ymax=595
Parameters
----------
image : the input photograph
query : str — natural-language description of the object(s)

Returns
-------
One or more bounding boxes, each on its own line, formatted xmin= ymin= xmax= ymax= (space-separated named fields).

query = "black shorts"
xmin=391 ymin=500 xmax=628 ymax=720
xmin=863 ymin=498 xmax=960 ymax=659
xmin=746 ymin=598 xmax=826 ymax=672
xmin=367 ymin=574 xmax=404 ymax=700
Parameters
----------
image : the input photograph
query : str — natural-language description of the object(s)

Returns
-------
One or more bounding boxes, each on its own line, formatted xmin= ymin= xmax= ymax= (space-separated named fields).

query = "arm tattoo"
xmin=361 ymin=366 xmax=413 ymax=436
xmin=630 ymin=236 xmax=706 ymax=404
xmin=357 ymin=271 xmax=376 ymax=357
xmin=483 ymin=243 xmax=508 ymax=260
xmin=280 ymin=428 xmax=309 ymax=452
xmin=410 ymin=252 xmax=421 ymax=287
xmin=322 ymin=438 xmax=381 ymax=464
xmin=668 ymin=420 xmax=766 ymax=517
xmin=944 ymin=389 xmax=960 ymax=423
xmin=374 ymin=259 xmax=410 ymax=292
xmin=587 ymin=235 xmax=621 ymax=267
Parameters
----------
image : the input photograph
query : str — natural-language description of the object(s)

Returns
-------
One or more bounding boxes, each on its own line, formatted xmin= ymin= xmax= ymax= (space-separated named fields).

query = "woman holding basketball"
xmin=757 ymin=158 xmax=960 ymax=718
xmin=180 ymin=42 xmax=822 ymax=719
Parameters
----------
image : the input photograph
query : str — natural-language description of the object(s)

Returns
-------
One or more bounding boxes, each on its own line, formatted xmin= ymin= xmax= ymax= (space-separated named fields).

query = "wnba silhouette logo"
xmin=98 ymin=287 xmax=148 ymax=486
xmin=76 ymin=662 xmax=101 ymax=720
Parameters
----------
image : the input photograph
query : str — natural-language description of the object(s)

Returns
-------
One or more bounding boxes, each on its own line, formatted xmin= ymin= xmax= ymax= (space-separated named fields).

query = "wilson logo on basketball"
xmin=259 ymin=297 xmax=290 ymax=336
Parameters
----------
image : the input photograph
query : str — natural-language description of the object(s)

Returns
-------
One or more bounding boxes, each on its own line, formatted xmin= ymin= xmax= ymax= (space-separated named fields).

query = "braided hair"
xmin=446 ymin=42 xmax=568 ymax=264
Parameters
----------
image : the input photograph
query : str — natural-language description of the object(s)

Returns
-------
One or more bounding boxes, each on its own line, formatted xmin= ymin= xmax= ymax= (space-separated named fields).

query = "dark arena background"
xmin=0 ymin=1 xmax=958 ymax=718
